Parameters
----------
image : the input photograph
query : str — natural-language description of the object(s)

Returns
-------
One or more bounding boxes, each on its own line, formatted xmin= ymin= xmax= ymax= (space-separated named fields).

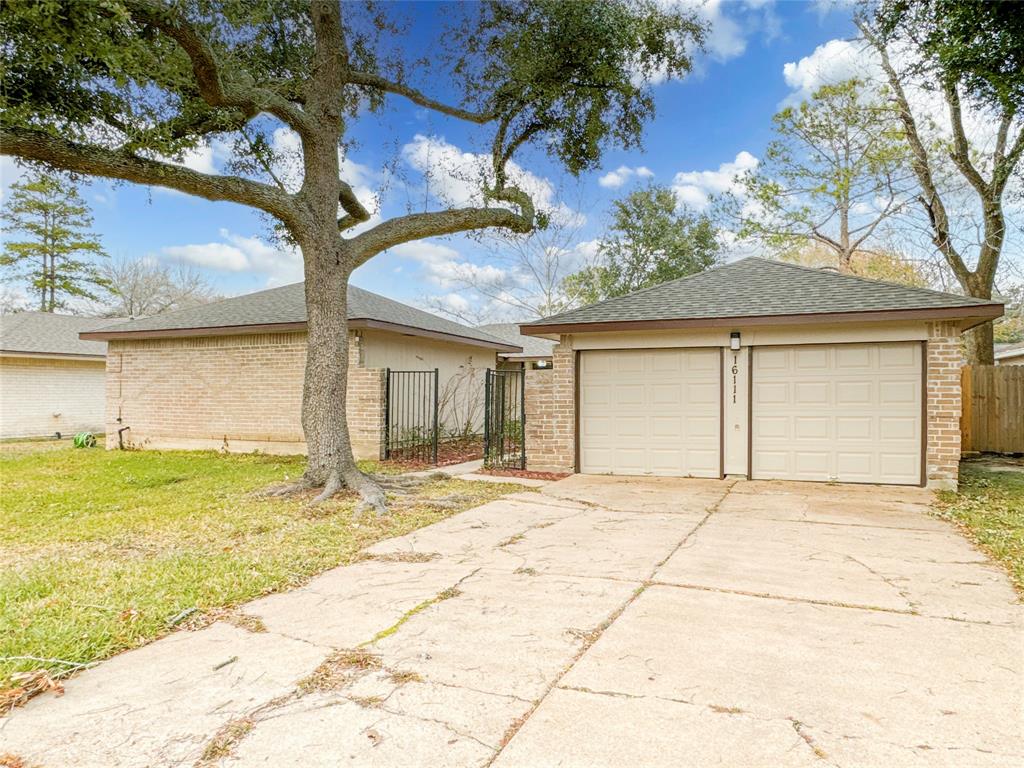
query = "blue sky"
xmin=1 ymin=0 xmax=859 ymax=317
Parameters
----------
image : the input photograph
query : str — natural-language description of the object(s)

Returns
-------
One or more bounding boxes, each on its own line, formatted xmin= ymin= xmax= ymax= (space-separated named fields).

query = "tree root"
xmin=258 ymin=477 xmax=316 ymax=498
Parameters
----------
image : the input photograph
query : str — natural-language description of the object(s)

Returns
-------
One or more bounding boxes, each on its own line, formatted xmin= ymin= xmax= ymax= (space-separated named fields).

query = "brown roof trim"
xmin=1 ymin=349 xmax=106 ymax=361
xmin=81 ymin=318 xmax=521 ymax=352
xmin=80 ymin=322 xmax=308 ymax=341
xmin=520 ymin=304 xmax=1004 ymax=335
xmin=351 ymin=318 xmax=520 ymax=352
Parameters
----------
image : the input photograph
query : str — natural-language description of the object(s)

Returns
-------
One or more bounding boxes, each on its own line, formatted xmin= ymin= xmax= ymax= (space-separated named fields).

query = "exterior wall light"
xmin=730 ymin=331 xmax=741 ymax=351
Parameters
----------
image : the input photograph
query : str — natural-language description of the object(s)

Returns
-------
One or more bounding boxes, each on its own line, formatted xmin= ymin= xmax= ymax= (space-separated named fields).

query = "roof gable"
xmin=522 ymin=258 xmax=1002 ymax=331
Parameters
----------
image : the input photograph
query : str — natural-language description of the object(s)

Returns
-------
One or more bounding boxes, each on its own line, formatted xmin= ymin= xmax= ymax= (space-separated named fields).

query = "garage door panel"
xmin=752 ymin=343 xmax=921 ymax=486
xmin=580 ymin=348 xmax=720 ymax=478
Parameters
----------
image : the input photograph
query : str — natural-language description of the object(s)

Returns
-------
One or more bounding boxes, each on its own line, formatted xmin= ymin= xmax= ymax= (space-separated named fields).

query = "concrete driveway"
xmin=3 ymin=476 xmax=1022 ymax=767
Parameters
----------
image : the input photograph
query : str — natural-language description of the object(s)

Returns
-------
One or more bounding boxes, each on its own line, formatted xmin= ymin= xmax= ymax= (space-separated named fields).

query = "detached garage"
xmin=520 ymin=258 xmax=1003 ymax=489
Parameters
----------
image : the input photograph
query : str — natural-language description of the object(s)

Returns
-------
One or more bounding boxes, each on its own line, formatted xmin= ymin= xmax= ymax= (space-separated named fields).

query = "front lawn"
xmin=0 ymin=444 xmax=516 ymax=695
xmin=934 ymin=458 xmax=1024 ymax=595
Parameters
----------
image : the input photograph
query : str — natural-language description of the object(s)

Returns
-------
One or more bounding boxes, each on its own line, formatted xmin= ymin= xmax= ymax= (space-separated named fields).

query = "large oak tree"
xmin=1 ymin=0 xmax=701 ymax=507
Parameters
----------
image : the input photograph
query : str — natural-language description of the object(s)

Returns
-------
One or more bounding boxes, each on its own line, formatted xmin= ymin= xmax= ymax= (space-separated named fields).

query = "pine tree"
xmin=1 ymin=171 xmax=108 ymax=312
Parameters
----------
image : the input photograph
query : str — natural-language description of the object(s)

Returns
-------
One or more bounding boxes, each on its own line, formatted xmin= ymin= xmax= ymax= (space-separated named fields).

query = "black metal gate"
xmin=383 ymin=368 xmax=439 ymax=463
xmin=484 ymin=368 xmax=525 ymax=470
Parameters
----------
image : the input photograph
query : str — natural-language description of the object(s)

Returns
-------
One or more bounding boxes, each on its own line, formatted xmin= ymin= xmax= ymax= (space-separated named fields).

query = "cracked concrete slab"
xmin=656 ymin=509 xmax=1019 ymax=623
xmin=362 ymin=495 xmax=582 ymax=563
xmin=368 ymin=570 xmax=639 ymax=701
xmin=561 ymin=585 xmax=1024 ymax=765
xmin=491 ymin=687 xmax=822 ymax=768
xmin=482 ymin=508 xmax=703 ymax=581
xmin=219 ymin=692 xmax=495 ymax=767
xmin=245 ymin=560 xmax=476 ymax=647
xmin=0 ymin=622 xmax=326 ymax=768
xmin=542 ymin=474 xmax=730 ymax=514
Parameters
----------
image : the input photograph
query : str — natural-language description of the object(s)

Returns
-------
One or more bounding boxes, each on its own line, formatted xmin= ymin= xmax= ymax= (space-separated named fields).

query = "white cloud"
xmin=782 ymin=39 xmax=874 ymax=103
xmin=672 ymin=150 xmax=758 ymax=209
xmin=598 ymin=165 xmax=654 ymax=189
xmin=162 ymin=228 xmax=303 ymax=286
xmin=389 ymin=240 xmax=509 ymax=289
xmin=401 ymin=134 xmax=584 ymax=227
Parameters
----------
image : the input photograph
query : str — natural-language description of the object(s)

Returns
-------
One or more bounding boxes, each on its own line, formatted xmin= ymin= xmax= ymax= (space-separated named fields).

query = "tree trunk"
xmin=964 ymin=321 xmax=995 ymax=366
xmin=297 ymin=228 xmax=386 ymax=511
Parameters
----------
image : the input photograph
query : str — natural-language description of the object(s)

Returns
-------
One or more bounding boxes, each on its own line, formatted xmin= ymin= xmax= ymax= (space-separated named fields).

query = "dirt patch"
xmin=379 ymin=437 xmax=483 ymax=470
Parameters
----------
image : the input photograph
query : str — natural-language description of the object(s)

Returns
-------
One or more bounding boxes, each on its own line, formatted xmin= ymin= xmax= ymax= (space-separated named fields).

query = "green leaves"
xmin=563 ymin=184 xmax=719 ymax=304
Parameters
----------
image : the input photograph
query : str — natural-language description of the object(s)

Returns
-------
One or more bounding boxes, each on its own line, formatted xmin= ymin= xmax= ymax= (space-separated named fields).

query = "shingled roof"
xmin=477 ymin=323 xmax=556 ymax=359
xmin=521 ymin=257 xmax=1002 ymax=334
xmin=81 ymin=282 xmax=518 ymax=351
xmin=1 ymin=312 xmax=111 ymax=358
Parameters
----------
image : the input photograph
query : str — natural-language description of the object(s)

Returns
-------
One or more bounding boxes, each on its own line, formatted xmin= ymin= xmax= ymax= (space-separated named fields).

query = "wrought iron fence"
xmin=484 ymin=368 xmax=525 ymax=470
xmin=383 ymin=368 xmax=438 ymax=463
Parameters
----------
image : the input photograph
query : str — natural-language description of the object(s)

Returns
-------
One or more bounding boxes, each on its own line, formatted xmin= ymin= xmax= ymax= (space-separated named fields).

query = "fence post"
xmin=520 ymin=368 xmax=527 ymax=470
xmin=383 ymin=368 xmax=391 ymax=459
xmin=484 ymin=368 xmax=492 ymax=466
xmin=432 ymin=368 xmax=439 ymax=465
xmin=960 ymin=365 xmax=973 ymax=453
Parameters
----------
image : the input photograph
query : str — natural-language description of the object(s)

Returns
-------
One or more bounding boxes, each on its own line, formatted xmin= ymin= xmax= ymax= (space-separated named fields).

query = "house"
xmin=519 ymin=257 xmax=1003 ymax=489
xmin=81 ymin=283 xmax=518 ymax=457
xmin=0 ymin=312 xmax=110 ymax=439
xmin=477 ymin=323 xmax=555 ymax=370
xmin=995 ymin=342 xmax=1024 ymax=365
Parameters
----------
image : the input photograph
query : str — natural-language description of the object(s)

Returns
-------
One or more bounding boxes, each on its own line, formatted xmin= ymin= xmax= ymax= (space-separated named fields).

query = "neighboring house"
xmin=995 ymin=342 xmax=1024 ymax=365
xmin=519 ymin=257 xmax=1003 ymax=490
xmin=81 ymin=283 xmax=517 ymax=458
xmin=0 ymin=312 xmax=110 ymax=439
xmin=477 ymin=323 xmax=555 ymax=370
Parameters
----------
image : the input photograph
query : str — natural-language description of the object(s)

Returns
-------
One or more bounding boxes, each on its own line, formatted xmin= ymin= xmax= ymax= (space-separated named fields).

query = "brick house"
xmin=519 ymin=258 xmax=1003 ymax=489
xmin=81 ymin=283 xmax=518 ymax=458
xmin=0 ymin=312 xmax=111 ymax=439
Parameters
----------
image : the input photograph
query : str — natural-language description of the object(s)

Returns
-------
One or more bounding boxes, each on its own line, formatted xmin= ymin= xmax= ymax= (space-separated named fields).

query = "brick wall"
xmin=525 ymin=336 xmax=576 ymax=472
xmin=347 ymin=332 xmax=386 ymax=459
xmin=105 ymin=331 xmax=385 ymax=459
xmin=925 ymin=321 xmax=963 ymax=489
xmin=0 ymin=355 xmax=105 ymax=438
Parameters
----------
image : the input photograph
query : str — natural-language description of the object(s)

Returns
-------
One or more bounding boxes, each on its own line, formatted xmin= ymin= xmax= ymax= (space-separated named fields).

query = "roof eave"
xmin=520 ymin=304 xmax=1004 ymax=336
xmin=81 ymin=318 xmax=522 ymax=353
xmin=1 ymin=349 xmax=106 ymax=361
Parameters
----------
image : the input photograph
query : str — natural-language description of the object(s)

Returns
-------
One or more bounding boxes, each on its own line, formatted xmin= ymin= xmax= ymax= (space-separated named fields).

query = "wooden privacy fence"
xmin=961 ymin=365 xmax=1024 ymax=453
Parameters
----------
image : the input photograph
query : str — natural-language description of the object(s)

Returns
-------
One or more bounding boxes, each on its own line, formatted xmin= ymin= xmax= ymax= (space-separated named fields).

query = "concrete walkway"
xmin=3 ymin=476 xmax=1021 ymax=767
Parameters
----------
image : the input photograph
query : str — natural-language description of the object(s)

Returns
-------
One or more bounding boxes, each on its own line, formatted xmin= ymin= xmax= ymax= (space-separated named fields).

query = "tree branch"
xmin=124 ymin=0 xmax=312 ymax=137
xmin=349 ymin=207 xmax=531 ymax=265
xmin=1 ymin=128 xmax=297 ymax=224
xmin=345 ymin=70 xmax=496 ymax=124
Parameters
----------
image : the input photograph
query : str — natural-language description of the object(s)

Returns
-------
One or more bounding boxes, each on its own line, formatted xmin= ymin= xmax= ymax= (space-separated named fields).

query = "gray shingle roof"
xmin=85 ymin=283 xmax=516 ymax=349
xmin=478 ymin=323 xmax=557 ymax=359
xmin=995 ymin=341 xmax=1024 ymax=359
xmin=524 ymin=257 xmax=1001 ymax=329
xmin=0 ymin=312 xmax=110 ymax=357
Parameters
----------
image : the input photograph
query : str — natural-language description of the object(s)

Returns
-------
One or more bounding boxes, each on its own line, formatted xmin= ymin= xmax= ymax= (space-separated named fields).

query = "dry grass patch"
xmin=196 ymin=716 xmax=254 ymax=765
xmin=298 ymin=649 xmax=382 ymax=694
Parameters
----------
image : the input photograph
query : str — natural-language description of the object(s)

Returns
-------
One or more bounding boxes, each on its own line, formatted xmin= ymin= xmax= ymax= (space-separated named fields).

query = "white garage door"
xmin=751 ymin=342 xmax=922 ymax=485
xmin=579 ymin=348 xmax=720 ymax=477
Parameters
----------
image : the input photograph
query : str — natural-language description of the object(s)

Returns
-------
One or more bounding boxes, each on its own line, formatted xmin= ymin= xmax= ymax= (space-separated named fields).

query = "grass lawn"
xmin=0 ymin=443 xmax=517 ymax=693
xmin=934 ymin=458 xmax=1024 ymax=595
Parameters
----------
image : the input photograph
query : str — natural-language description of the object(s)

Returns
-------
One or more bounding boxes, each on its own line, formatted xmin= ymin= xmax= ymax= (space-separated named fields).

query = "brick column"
xmin=525 ymin=335 xmax=576 ymax=472
xmin=345 ymin=331 xmax=387 ymax=460
xmin=925 ymin=321 xmax=963 ymax=489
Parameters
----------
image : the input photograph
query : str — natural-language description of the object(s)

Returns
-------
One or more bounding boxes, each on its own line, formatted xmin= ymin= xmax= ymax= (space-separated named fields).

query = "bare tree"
xmin=96 ymin=257 xmax=219 ymax=318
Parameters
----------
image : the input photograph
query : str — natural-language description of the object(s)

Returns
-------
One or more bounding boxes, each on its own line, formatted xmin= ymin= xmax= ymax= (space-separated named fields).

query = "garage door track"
xmin=3 ymin=476 xmax=1021 ymax=767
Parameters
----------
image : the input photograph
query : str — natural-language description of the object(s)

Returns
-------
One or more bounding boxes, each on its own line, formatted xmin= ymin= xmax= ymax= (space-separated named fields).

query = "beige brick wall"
xmin=925 ymin=321 xmax=963 ymax=489
xmin=0 ymin=354 xmax=106 ymax=438
xmin=525 ymin=336 xmax=576 ymax=472
xmin=105 ymin=331 xmax=385 ymax=459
